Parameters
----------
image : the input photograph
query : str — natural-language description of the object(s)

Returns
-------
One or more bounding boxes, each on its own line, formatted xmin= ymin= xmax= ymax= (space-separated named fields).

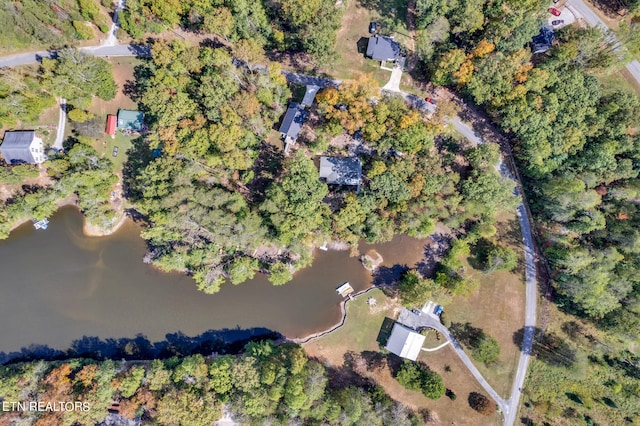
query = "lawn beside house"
xmin=303 ymin=288 xmax=503 ymax=424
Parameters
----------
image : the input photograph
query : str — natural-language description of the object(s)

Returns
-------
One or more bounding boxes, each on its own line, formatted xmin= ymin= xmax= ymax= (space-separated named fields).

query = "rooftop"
xmin=1 ymin=130 xmax=35 ymax=148
xmin=0 ymin=131 xmax=39 ymax=164
xmin=319 ymin=156 xmax=362 ymax=187
xmin=385 ymin=323 xmax=426 ymax=361
xmin=279 ymin=102 xmax=308 ymax=140
xmin=117 ymin=110 xmax=144 ymax=131
xmin=366 ymin=36 xmax=401 ymax=61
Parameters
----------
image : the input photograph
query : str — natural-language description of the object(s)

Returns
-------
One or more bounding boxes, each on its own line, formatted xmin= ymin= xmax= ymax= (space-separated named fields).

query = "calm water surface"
xmin=0 ymin=207 xmax=427 ymax=354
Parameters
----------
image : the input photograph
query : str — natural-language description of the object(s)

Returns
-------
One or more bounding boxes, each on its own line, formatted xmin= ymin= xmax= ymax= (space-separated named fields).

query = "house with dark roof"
xmin=117 ymin=109 xmax=144 ymax=132
xmin=279 ymin=102 xmax=308 ymax=143
xmin=366 ymin=36 xmax=401 ymax=62
xmin=532 ymin=26 xmax=555 ymax=54
xmin=0 ymin=131 xmax=45 ymax=164
xmin=319 ymin=156 xmax=362 ymax=192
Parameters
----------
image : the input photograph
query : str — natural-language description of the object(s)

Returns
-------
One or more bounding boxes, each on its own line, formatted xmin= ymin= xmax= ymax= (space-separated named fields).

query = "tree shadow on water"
xmin=0 ymin=327 xmax=281 ymax=365
xmin=372 ymin=264 xmax=408 ymax=294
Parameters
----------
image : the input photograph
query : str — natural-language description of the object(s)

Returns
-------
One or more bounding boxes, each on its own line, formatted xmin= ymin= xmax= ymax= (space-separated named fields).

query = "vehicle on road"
xmin=551 ymin=19 xmax=564 ymax=25
xmin=112 ymin=146 xmax=119 ymax=157
xmin=549 ymin=7 xmax=561 ymax=16
xmin=369 ymin=22 xmax=377 ymax=34
xmin=434 ymin=305 xmax=443 ymax=316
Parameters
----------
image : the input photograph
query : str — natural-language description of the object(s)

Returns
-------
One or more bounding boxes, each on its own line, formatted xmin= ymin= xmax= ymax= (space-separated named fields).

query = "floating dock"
xmin=33 ymin=218 xmax=49 ymax=230
xmin=336 ymin=282 xmax=354 ymax=297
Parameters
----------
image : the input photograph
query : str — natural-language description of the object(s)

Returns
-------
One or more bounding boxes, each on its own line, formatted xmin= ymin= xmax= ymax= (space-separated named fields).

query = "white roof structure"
xmin=385 ymin=323 xmax=425 ymax=361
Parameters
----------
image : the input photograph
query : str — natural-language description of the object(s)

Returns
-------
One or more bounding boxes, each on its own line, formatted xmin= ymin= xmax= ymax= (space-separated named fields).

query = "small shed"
xmin=385 ymin=323 xmax=426 ymax=361
xmin=319 ymin=156 xmax=362 ymax=192
xmin=366 ymin=36 xmax=401 ymax=62
xmin=105 ymin=114 xmax=116 ymax=136
xmin=117 ymin=110 xmax=144 ymax=132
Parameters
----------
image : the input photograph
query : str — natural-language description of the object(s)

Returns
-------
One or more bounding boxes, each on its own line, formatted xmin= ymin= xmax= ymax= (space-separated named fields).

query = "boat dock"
xmin=33 ymin=218 xmax=49 ymax=230
xmin=336 ymin=282 xmax=354 ymax=298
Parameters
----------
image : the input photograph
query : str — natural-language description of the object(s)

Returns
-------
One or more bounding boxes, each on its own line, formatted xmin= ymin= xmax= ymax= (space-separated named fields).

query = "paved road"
xmin=449 ymin=118 xmax=538 ymax=425
xmin=567 ymin=0 xmax=640 ymax=85
xmin=53 ymin=98 xmax=66 ymax=150
xmin=0 ymin=45 xmax=150 ymax=68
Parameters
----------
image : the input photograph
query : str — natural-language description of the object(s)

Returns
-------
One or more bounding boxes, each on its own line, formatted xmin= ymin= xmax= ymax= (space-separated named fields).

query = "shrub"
xmin=468 ymin=392 xmax=496 ymax=415
xmin=395 ymin=360 xmax=445 ymax=400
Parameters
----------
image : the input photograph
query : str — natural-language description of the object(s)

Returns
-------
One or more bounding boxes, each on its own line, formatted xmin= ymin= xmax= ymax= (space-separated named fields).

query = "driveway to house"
xmin=401 ymin=308 xmax=508 ymax=412
xmin=566 ymin=0 xmax=640 ymax=85
xmin=53 ymin=98 xmax=66 ymax=151
xmin=382 ymin=66 xmax=403 ymax=92
xmin=104 ymin=0 xmax=126 ymax=47
xmin=449 ymin=117 xmax=538 ymax=426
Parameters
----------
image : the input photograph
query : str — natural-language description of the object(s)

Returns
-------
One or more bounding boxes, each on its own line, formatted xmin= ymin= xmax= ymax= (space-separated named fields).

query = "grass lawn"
xmin=94 ymin=131 xmax=135 ymax=173
xmin=330 ymin=0 xmax=410 ymax=86
xmin=87 ymin=57 xmax=140 ymax=118
xmin=303 ymin=289 xmax=397 ymax=366
xmin=304 ymin=288 xmax=502 ymax=424
xmin=445 ymin=210 xmax=527 ymax=398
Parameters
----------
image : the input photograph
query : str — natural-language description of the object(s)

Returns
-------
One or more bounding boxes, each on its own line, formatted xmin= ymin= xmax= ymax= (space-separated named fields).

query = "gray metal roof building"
xmin=279 ymin=102 xmax=308 ymax=140
xmin=117 ymin=109 xmax=144 ymax=131
xmin=385 ymin=323 xmax=426 ymax=361
xmin=0 ymin=131 xmax=43 ymax=164
xmin=366 ymin=36 xmax=401 ymax=61
xmin=319 ymin=156 xmax=362 ymax=191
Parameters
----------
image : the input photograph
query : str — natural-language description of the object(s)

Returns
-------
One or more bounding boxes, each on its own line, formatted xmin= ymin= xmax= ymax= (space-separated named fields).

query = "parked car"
xmin=549 ymin=7 xmax=561 ymax=16
xmin=369 ymin=22 xmax=377 ymax=34
xmin=552 ymin=19 xmax=564 ymax=26
xmin=412 ymin=309 xmax=422 ymax=316
xmin=425 ymin=97 xmax=436 ymax=105
xmin=112 ymin=146 xmax=119 ymax=157
xmin=434 ymin=305 xmax=444 ymax=316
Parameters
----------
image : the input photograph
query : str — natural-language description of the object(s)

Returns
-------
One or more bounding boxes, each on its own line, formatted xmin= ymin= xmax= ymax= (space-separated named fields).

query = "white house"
xmin=385 ymin=323 xmax=425 ymax=361
xmin=0 ymin=131 xmax=46 ymax=164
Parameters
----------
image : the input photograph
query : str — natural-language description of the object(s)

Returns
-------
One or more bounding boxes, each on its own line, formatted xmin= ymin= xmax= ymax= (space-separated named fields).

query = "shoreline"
xmin=7 ymin=198 xmax=129 ymax=238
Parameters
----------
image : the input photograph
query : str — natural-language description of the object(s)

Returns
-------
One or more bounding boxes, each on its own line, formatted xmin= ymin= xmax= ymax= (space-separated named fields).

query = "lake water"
xmin=0 ymin=206 xmax=427 ymax=356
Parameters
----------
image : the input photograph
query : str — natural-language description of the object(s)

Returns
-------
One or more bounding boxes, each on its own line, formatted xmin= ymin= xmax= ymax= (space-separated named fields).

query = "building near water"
xmin=385 ymin=323 xmax=425 ymax=361
xmin=0 ymin=130 xmax=45 ymax=164
xmin=319 ymin=156 xmax=362 ymax=192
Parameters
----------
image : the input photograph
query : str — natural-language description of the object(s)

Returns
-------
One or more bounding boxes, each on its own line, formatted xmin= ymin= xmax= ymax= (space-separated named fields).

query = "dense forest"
xmin=0 ymin=341 xmax=428 ymax=425
xmin=0 ymin=0 xmax=111 ymax=54
xmin=123 ymin=39 xmax=516 ymax=292
xmin=413 ymin=0 xmax=640 ymax=423
xmin=119 ymin=0 xmax=343 ymax=64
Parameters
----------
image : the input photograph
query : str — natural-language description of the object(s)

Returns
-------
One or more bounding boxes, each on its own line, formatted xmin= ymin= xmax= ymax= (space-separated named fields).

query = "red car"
xmin=549 ymin=7 xmax=561 ymax=16
xmin=425 ymin=97 xmax=436 ymax=105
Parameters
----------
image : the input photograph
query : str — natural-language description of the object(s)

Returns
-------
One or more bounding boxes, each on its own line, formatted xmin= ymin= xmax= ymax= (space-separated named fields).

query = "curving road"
xmin=566 ymin=0 xmax=640 ymax=85
xmin=450 ymin=118 xmax=538 ymax=426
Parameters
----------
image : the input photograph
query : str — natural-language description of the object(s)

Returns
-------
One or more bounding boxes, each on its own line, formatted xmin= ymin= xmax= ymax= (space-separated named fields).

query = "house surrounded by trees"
xmin=279 ymin=102 xmax=308 ymax=145
xmin=319 ymin=156 xmax=362 ymax=193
